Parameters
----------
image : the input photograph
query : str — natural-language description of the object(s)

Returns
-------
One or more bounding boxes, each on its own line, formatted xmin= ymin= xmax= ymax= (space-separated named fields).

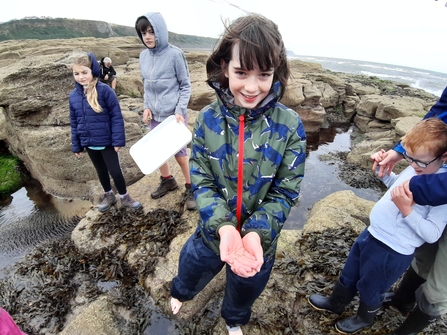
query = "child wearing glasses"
xmin=308 ymin=117 xmax=447 ymax=334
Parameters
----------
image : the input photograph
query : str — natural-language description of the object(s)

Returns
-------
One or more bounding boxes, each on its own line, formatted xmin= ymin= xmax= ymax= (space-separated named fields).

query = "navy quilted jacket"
xmin=69 ymin=53 xmax=125 ymax=153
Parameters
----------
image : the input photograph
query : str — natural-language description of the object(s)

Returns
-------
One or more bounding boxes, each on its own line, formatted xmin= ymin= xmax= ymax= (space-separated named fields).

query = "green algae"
xmin=0 ymin=154 xmax=22 ymax=194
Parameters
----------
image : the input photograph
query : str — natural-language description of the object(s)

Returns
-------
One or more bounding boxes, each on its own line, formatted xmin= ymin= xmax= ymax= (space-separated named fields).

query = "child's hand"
xmin=175 ymin=113 xmax=185 ymax=124
xmin=242 ymin=232 xmax=264 ymax=272
xmin=75 ymin=152 xmax=82 ymax=158
xmin=373 ymin=149 xmax=404 ymax=178
xmin=229 ymin=252 xmax=260 ymax=278
xmin=219 ymin=225 xmax=258 ymax=277
xmin=227 ymin=233 xmax=264 ymax=278
xmin=219 ymin=225 xmax=247 ymax=264
xmin=114 ymin=147 xmax=121 ymax=152
xmin=370 ymin=149 xmax=386 ymax=166
xmin=391 ymin=181 xmax=414 ymax=217
xmin=143 ymin=108 xmax=152 ymax=125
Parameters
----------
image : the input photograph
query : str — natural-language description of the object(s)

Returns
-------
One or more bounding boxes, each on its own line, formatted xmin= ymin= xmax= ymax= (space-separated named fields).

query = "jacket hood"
xmin=209 ymin=81 xmax=283 ymax=120
xmin=73 ymin=52 xmax=100 ymax=91
xmin=88 ymin=52 xmax=100 ymax=78
xmin=135 ymin=12 xmax=169 ymax=53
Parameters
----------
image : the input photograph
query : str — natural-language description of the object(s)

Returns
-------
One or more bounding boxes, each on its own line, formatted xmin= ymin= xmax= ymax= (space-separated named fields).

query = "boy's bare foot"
xmin=227 ymin=326 xmax=243 ymax=334
xmin=170 ymin=297 xmax=183 ymax=315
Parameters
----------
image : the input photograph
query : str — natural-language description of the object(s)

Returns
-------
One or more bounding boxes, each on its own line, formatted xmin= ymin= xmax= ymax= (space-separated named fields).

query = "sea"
xmin=1 ymin=56 xmax=447 ymax=277
xmin=289 ymin=55 xmax=447 ymax=97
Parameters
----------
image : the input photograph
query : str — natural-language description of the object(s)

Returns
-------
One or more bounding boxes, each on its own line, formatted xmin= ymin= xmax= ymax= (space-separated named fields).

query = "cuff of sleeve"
xmin=393 ymin=141 xmax=405 ymax=154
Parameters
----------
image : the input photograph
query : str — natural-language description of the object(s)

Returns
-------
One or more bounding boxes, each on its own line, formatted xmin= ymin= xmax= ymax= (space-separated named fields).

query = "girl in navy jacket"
xmin=69 ymin=51 xmax=141 ymax=212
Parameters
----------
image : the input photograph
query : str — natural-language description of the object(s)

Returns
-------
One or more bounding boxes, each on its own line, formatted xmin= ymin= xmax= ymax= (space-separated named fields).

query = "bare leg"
xmin=159 ymin=162 xmax=171 ymax=177
xmin=111 ymin=78 xmax=117 ymax=90
xmin=170 ymin=297 xmax=183 ymax=315
xmin=175 ymin=156 xmax=191 ymax=184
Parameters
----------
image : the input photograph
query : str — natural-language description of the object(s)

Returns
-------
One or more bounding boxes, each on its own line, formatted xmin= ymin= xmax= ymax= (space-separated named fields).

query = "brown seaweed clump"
xmin=1 ymin=213 xmax=447 ymax=334
xmin=0 ymin=207 xmax=188 ymax=335
xmin=284 ymin=227 xmax=447 ymax=335
xmin=319 ymin=150 xmax=387 ymax=193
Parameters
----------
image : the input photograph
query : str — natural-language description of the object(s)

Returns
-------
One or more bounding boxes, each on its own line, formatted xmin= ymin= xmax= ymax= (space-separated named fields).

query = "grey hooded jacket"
xmin=135 ymin=12 xmax=191 ymax=122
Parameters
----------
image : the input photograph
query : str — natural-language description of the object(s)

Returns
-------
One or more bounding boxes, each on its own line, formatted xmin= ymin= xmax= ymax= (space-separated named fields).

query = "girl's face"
xmin=72 ymin=64 xmax=93 ymax=86
xmin=224 ymin=45 xmax=274 ymax=109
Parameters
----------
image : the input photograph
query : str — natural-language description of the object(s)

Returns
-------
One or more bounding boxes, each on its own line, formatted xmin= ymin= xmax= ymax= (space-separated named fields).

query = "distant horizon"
xmin=288 ymin=54 xmax=447 ymax=97
xmin=289 ymin=54 xmax=447 ymax=75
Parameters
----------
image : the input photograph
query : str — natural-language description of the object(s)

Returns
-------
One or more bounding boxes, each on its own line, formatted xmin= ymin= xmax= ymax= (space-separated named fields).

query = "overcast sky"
xmin=2 ymin=0 xmax=447 ymax=74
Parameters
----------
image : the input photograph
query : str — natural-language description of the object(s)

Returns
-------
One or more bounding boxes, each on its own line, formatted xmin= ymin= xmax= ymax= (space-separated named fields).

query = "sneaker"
xmin=185 ymin=184 xmax=196 ymax=210
xmin=151 ymin=176 xmax=178 ymax=199
xmin=98 ymin=192 xmax=116 ymax=212
xmin=120 ymin=194 xmax=142 ymax=209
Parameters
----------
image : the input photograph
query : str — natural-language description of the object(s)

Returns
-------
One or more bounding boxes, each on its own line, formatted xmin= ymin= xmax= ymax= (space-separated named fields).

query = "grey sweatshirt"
xmin=368 ymin=165 xmax=447 ymax=255
xmin=135 ymin=12 xmax=191 ymax=122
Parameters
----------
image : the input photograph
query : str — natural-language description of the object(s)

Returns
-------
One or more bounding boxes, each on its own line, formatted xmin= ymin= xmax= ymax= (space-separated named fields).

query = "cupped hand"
xmin=219 ymin=225 xmax=258 ymax=277
xmin=242 ymin=232 xmax=264 ymax=272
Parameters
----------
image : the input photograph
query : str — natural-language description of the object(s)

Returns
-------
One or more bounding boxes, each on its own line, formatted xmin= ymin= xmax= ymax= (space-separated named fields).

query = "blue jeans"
xmin=171 ymin=228 xmax=275 ymax=327
xmin=340 ymin=229 xmax=413 ymax=305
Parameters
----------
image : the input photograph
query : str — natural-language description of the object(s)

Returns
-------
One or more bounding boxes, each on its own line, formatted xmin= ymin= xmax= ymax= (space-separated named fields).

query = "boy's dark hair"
xmin=206 ymin=14 xmax=290 ymax=99
xmin=135 ymin=17 xmax=153 ymax=33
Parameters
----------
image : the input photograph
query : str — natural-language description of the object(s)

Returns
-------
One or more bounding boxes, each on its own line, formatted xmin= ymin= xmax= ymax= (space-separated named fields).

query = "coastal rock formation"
xmin=0 ymin=36 xmax=438 ymax=201
xmin=1 ymin=36 xmax=445 ymax=334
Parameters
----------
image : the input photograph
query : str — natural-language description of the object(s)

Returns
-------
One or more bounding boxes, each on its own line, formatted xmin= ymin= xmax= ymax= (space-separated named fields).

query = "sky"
xmin=1 ymin=0 xmax=447 ymax=74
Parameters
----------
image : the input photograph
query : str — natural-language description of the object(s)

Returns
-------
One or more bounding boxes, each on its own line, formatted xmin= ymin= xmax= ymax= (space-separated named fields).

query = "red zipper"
xmin=236 ymin=114 xmax=245 ymax=232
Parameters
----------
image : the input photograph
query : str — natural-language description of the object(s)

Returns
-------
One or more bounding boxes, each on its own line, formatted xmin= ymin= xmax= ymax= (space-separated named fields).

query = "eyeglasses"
xmin=403 ymin=151 xmax=441 ymax=168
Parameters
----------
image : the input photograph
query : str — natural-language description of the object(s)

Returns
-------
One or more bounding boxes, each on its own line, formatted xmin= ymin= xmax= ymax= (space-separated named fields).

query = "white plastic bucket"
xmin=130 ymin=115 xmax=192 ymax=174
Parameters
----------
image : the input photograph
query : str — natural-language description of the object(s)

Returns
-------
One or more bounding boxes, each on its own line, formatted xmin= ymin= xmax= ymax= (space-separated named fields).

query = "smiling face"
xmin=224 ymin=44 xmax=274 ymax=109
xmin=72 ymin=64 xmax=93 ymax=86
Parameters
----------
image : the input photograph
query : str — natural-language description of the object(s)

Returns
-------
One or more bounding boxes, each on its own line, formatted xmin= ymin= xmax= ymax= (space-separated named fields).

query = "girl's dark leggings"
xmin=86 ymin=146 xmax=127 ymax=194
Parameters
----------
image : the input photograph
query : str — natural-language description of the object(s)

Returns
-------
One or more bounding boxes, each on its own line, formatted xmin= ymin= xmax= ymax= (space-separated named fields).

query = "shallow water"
xmin=0 ymin=179 xmax=92 ymax=279
xmin=284 ymin=124 xmax=382 ymax=229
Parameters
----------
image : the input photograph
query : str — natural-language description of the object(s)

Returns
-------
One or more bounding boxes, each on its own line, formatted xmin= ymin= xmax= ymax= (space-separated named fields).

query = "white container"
xmin=130 ymin=115 xmax=192 ymax=175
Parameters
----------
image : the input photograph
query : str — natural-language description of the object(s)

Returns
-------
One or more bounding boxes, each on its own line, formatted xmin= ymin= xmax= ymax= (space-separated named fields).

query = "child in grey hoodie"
xmin=135 ymin=12 xmax=195 ymax=210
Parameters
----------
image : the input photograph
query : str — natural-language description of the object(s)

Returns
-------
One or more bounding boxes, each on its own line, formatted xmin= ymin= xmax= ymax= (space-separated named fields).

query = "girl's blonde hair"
xmin=70 ymin=52 xmax=102 ymax=113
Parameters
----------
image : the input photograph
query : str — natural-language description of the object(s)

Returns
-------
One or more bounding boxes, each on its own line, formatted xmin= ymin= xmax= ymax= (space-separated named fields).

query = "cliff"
xmin=0 ymin=17 xmax=218 ymax=49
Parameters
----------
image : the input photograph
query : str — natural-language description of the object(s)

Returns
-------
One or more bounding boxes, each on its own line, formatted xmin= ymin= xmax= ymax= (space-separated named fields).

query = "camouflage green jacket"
xmin=190 ymin=81 xmax=307 ymax=257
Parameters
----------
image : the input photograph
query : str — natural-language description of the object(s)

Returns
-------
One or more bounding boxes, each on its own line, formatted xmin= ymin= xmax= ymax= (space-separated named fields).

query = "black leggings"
xmin=86 ymin=147 xmax=127 ymax=195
